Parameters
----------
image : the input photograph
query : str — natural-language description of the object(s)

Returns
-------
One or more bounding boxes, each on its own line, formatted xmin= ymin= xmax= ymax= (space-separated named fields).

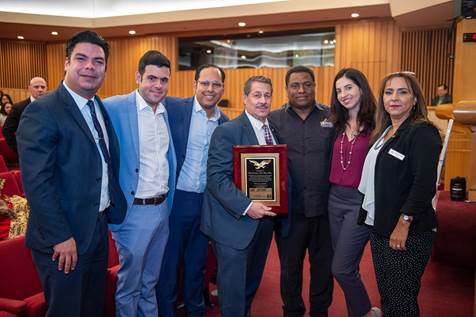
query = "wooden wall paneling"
xmin=0 ymin=88 xmax=29 ymax=104
xmin=46 ymin=43 xmax=66 ymax=89
xmin=0 ymin=40 xmax=48 ymax=89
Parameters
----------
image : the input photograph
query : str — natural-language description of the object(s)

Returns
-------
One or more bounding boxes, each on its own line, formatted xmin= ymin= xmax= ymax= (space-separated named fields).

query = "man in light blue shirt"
xmin=158 ymin=64 xmax=228 ymax=317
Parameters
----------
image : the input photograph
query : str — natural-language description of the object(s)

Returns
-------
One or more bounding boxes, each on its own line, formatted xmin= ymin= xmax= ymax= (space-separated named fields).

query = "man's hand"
xmin=246 ymin=202 xmax=277 ymax=219
xmin=52 ymin=237 xmax=77 ymax=274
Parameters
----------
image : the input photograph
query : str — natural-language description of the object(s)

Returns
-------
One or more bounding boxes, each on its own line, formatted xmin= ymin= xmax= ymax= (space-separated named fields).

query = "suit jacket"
xmin=3 ymin=97 xmax=31 ymax=151
xmin=17 ymin=83 xmax=127 ymax=254
xmin=431 ymin=94 xmax=452 ymax=106
xmin=103 ymin=91 xmax=177 ymax=224
xmin=164 ymin=96 xmax=229 ymax=179
xmin=201 ymin=112 xmax=286 ymax=250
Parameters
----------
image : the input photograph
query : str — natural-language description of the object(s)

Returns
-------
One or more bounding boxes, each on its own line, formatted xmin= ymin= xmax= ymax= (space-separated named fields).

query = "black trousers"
xmin=275 ymin=213 xmax=334 ymax=317
xmin=31 ymin=212 xmax=108 ymax=317
xmin=370 ymin=231 xmax=435 ymax=317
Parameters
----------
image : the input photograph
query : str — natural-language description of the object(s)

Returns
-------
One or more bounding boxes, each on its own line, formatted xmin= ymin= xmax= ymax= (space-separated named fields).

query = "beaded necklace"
xmin=340 ymin=131 xmax=359 ymax=171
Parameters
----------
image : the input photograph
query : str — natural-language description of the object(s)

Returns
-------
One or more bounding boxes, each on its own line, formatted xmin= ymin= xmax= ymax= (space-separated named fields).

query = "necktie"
xmin=87 ymin=100 xmax=111 ymax=164
xmin=262 ymin=124 xmax=274 ymax=145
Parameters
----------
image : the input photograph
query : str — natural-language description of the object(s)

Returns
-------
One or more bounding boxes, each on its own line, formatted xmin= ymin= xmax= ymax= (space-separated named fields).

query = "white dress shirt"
xmin=135 ymin=91 xmax=169 ymax=198
xmin=63 ymin=82 xmax=110 ymax=212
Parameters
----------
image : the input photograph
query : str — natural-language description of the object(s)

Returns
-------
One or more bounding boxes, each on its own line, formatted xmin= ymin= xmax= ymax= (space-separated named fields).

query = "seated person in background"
xmin=0 ymin=102 xmax=13 ymax=126
xmin=1 ymin=93 xmax=13 ymax=107
xmin=431 ymin=83 xmax=452 ymax=106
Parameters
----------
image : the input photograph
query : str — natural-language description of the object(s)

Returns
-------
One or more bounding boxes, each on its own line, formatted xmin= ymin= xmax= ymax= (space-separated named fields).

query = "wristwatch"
xmin=402 ymin=214 xmax=413 ymax=223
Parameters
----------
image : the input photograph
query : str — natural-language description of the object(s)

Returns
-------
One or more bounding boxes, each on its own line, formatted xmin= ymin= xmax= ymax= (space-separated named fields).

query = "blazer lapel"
xmin=181 ymin=97 xmax=194 ymax=158
xmin=238 ymin=112 xmax=259 ymax=145
xmin=60 ymin=84 xmax=96 ymax=145
xmin=126 ymin=92 xmax=140 ymax=163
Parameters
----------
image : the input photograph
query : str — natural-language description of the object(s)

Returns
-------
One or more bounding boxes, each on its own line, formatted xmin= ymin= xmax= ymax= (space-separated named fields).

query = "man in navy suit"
xmin=17 ymin=31 xmax=127 ymax=317
xmin=104 ymin=50 xmax=177 ymax=317
xmin=158 ymin=64 xmax=228 ymax=316
xmin=201 ymin=76 xmax=279 ymax=317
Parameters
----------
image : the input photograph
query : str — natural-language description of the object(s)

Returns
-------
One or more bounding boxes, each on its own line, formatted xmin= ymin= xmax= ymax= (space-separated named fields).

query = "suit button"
xmin=131 ymin=191 xmax=135 ymax=195
xmin=135 ymin=168 xmax=139 ymax=173
xmin=96 ymin=177 xmax=101 ymax=181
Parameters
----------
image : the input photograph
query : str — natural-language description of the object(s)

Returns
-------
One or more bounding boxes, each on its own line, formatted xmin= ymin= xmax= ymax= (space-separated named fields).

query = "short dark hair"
xmin=285 ymin=65 xmax=315 ymax=86
xmin=66 ymin=31 xmax=109 ymax=62
xmin=330 ymin=68 xmax=376 ymax=135
xmin=194 ymin=64 xmax=226 ymax=82
xmin=437 ymin=83 xmax=448 ymax=90
xmin=138 ymin=50 xmax=171 ymax=76
xmin=243 ymin=76 xmax=272 ymax=95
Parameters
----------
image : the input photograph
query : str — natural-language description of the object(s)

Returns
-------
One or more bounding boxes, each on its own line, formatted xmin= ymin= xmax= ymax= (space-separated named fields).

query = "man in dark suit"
xmin=431 ymin=83 xmax=452 ymax=106
xmin=16 ymin=31 xmax=127 ymax=317
xmin=158 ymin=64 xmax=228 ymax=317
xmin=3 ymin=76 xmax=47 ymax=152
xmin=201 ymin=76 xmax=278 ymax=317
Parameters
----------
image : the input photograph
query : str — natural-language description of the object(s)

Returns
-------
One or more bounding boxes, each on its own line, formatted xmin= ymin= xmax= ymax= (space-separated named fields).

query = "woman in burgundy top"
xmin=328 ymin=68 xmax=379 ymax=317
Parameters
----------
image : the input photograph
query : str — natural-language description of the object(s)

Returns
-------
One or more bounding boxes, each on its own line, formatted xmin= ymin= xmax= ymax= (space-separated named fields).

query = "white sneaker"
xmin=370 ymin=307 xmax=382 ymax=317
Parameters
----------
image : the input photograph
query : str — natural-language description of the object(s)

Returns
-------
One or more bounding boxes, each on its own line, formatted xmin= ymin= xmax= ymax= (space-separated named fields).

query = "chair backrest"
xmin=0 ymin=236 xmax=43 ymax=299
xmin=0 ymin=155 xmax=8 ymax=173
xmin=0 ymin=171 xmax=21 ymax=197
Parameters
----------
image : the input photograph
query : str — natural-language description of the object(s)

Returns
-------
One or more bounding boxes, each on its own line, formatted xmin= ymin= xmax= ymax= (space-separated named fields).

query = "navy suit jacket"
xmin=17 ymin=83 xmax=127 ymax=254
xmin=200 ymin=112 xmax=291 ymax=250
xmin=164 ymin=96 xmax=228 ymax=179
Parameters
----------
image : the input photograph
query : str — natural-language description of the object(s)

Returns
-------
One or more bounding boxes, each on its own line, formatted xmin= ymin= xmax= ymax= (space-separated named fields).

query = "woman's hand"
xmin=389 ymin=215 xmax=411 ymax=251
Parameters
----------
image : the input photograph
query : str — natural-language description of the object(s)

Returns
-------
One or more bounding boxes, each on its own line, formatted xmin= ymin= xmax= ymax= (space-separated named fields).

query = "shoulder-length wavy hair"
xmin=371 ymin=71 xmax=430 ymax=144
xmin=330 ymin=68 xmax=376 ymax=135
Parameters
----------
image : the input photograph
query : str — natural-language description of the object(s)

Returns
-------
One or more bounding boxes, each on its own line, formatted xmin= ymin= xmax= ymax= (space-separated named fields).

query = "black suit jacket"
xmin=17 ymin=83 xmax=127 ymax=254
xmin=3 ymin=97 xmax=31 ymax=151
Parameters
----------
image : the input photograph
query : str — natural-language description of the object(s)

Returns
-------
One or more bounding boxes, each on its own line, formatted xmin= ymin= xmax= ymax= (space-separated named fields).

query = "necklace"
xmin=340 ymin=131 xmax=359 ymax=171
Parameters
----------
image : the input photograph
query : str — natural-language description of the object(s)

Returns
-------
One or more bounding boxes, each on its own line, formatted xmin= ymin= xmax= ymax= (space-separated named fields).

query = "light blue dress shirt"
xmin=176 ymin=97 xmax=221 ymax=193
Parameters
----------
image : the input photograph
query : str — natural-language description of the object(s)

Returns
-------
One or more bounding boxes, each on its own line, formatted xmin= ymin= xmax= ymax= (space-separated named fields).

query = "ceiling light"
xmin=128 ymin=30 xmax=136 ymax=35
xmin=258 ymin=30 xmax=264 ymax=34
xmin=51 ymin=31 xmax=59 ymax=36
xmin=17 ymin=35 xmax=24 ymax=40
xmin=295 ymin=54 xmax=300 ymax=58
xmin=241 ymin=55 xmax=246 ymax=59
xmin=323 ymin=39 xmax=329 ymax=44
xmin=351 ymin=13 xmax=359 ymax=18
xmin=206 ymin=49 xmax=212 ymax=54
xmin=238 ymin=22 xmax=246 ymax=27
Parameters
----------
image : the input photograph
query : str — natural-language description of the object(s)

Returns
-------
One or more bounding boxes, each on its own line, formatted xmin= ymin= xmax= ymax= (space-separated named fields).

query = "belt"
xmin=133 ymin=194 xmax=167 ymax=205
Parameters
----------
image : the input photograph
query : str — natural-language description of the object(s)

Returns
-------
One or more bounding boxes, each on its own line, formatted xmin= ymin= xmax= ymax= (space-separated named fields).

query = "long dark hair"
xmin=330 ymin=68 xmax=376 ymax=135
xmin=371 ymin=71 xmax=430 ymax=145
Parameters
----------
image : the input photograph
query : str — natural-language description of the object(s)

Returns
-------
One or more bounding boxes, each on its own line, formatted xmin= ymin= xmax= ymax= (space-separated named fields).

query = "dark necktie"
xmin=263 ymin=124 xmax=274 ymax=145
xmin=87 ymin=100 xmax=111 ymax=164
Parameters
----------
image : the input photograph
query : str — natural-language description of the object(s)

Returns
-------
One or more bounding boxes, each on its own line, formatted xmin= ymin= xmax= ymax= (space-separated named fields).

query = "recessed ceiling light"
xmin=17 ymin=35 xmax=24 ymax=40
xmin=241 ymin=55 xmax=246 ymax=59
xmin=324 ymin=39 xmax=329 ymax=44
xmin=51 ymin=31 xmax=59 ymax=36
xmin=206 ymin=49 xmax=212 ymax=54
xmin=295 ymin=54 xmax=300 ymax=58
xmin=258 ymin=30 xmax=264 ymax=34
xmin=351 ymin=13 xmax=359 ymax=18
xmin=238 ymin=22 xmax=246 ymax=27
xmin=128 ymin=30 xmax=136 ymax=35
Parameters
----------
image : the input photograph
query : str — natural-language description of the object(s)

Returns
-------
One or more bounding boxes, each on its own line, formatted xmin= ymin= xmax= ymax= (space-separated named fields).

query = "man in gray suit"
xmin=201 ymin=76 xmax=277 ymax=317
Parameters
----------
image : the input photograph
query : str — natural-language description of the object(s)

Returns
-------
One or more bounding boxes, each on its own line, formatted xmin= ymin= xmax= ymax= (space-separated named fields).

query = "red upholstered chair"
xmin=10 ymin=171 xmax=23 ymax=196
xmin=0 ymin=139 xmax=17 ymax=166
xmin=0 ymin=156 xmax=8 ymax=173
xmin=105 ymin=231 xmax=120 ymax=317
xmin=0 ymin=172 xmax=21 ymax=197
xmin=0 ymin=236 xmax=46 ymax=317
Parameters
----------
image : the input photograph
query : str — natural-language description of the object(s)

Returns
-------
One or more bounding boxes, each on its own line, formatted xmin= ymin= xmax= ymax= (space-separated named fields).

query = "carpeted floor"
xmin=199 ymin=239 xmax=474 ymax=317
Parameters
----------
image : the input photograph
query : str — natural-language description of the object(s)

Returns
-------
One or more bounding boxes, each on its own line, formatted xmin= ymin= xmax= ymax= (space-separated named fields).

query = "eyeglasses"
xmin=288 ymin=81 xmax=315 ymax=91
xmin=198 ymin=81 xmax=223 ymax=89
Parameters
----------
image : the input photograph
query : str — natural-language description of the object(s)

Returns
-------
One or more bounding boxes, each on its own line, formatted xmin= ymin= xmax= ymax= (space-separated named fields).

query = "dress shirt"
xmin=176 ymin=97 xmax=220 ymax=193
xmin=358 ymin=127 xmax=390 ymax=226
xmin=63 ymin=82 xmax=110 ymax=212
xmin=135 ymin=91 xmax=169 ymax=198
xmin=244 ymin=111 xmax=276 ymax=145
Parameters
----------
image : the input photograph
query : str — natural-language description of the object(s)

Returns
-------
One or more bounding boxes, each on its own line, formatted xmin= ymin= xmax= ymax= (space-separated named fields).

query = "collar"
xmin=245 ymin=110 xmax=270 ymax=130
xmin=62 ymin=81 xmax=94 ymax=110
xmin=193 ymin=96 xmax=221 ymax=121
xmin=136 ymin=90 xmax=165 ymax=114
xmin=30 ymin=96 xmax=36 ymax=103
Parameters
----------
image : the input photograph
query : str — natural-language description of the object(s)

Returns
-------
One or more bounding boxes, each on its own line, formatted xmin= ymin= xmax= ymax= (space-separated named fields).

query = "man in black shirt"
xmin=268 ymin=66 xmax=334 ymax=317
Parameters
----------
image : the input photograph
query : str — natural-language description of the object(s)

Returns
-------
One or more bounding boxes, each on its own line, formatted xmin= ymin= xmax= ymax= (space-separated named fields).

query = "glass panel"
xmin=178 ymin=28 xmax=335 ymax=70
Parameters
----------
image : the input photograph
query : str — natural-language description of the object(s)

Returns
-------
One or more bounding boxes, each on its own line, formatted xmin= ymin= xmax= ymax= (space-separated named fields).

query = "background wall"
xmin=1 ymin=18 xmax=453 ymax=118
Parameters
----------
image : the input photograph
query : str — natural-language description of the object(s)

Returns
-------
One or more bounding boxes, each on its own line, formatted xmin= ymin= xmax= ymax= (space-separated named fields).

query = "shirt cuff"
xmin=243 ymin=202 xmax=253 ymax=215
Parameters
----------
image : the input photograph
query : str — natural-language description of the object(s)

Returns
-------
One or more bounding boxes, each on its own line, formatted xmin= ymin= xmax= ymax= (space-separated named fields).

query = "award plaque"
xmin=233 ymin=144 xmax=288 ymax=214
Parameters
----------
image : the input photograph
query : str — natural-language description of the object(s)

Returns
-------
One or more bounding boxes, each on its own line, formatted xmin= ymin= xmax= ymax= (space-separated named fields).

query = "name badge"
xmin=388 ymin=148 xmax=405 ymax=161
xmin=320 ymin=118 xmax=333 ymax=128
